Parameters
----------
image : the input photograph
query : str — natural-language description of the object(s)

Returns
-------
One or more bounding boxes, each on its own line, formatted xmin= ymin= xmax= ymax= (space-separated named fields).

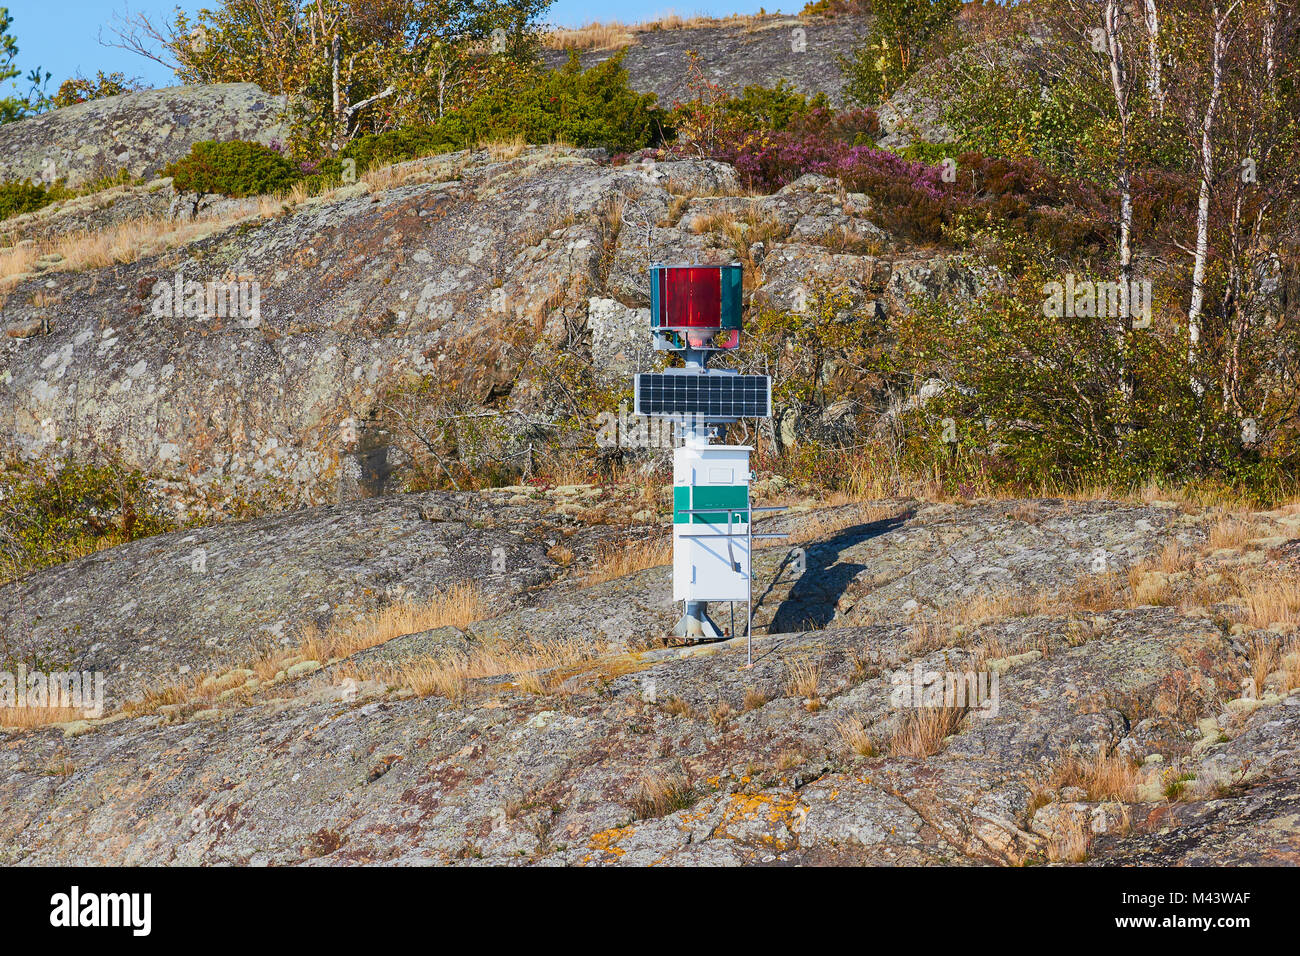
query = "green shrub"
xmin=337 ymin=53 xmax=662 ymax=172
xmin=51 ymin=71 xmax=146 ymax=109
xmin=163 ymin=140 xmax=299 ymax=198
xmin=720 ymin=81 xmax=831 ymax=131
xmin=341 ymin=126 xmax=459 ymax=172
xmin=0 ymin=180 xmax=59 ymax=220
xmin=449 ymin=52 xmax=663 ymax=153
xmin=0 ymin=459 xmax=176 ymax=583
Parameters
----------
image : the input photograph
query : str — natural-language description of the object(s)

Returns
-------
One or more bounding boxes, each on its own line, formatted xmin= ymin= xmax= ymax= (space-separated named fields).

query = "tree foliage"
xmin=112 ymin=0 xmax=551 ymax=150
xmin=51 ymin=71 xmax=147 ymax=109
xmin=839 ymin=0 xmax=963 ymax=104
xmin=0 ymin=7 xmax=51 ymax=124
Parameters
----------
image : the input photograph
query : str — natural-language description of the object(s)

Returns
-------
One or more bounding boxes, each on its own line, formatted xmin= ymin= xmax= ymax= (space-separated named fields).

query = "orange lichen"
xmin=583 ymin=825 xmax=633 ymax=862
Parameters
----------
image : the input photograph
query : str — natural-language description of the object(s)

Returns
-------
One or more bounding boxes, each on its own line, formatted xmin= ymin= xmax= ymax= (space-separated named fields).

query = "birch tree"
xmin=1184 ymin=2 xmax=1239 ymax=386
xmin=1143 ymin=0 xmax=1166 ymax=113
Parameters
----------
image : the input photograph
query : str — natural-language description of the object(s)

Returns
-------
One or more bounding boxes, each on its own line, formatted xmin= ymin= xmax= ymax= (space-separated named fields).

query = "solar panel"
xmin=634 ymin=372 xmax=771 ymax=419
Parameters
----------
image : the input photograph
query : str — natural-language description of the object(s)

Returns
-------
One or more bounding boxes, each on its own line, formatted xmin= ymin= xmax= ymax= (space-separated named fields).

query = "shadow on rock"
xmin=764 ymin=510 xmax=912 ymax=633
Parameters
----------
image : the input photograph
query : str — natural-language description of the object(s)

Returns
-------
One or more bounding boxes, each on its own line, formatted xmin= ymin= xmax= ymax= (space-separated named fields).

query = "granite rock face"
xmin=0 ymin=83 xmax=292 ymax=189
xmin=1 ymin=494 xmax=1297 ymax=866
xmin=543 ymin=17 xmax=870 ymax=107
xmin=1 ymin=145 xmax=969 ymax=514
xmin=0 ymin=488 xmax=628 ymax=708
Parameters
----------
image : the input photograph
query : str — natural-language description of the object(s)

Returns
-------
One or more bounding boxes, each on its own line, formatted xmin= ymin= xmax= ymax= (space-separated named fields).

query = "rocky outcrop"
xmin=0 ymin=487 xmax=648 ymax=708
xmin=543 ymin=17 xmax=870 ymax=107
xmin=2 ymin=494 xmax=1297 ymax=865
xmin=0 ymin=83 xmax=292 ymax=189
xmin=1 ymin=145 xmax=972 ymax=514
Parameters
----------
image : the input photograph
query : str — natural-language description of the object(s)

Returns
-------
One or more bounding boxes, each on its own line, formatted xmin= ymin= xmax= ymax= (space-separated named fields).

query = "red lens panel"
xmin=663 ymin=266 xmax=721 ymax=328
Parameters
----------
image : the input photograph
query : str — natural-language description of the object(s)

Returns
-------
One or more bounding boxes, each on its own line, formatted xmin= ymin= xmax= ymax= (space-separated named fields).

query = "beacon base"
xmin=671 ymin=601 xmax=725 ymax=640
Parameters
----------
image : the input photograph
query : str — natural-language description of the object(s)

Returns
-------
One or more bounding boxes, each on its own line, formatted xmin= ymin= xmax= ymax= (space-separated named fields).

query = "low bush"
xmin=449 ymin=52 xmax=663 ymax=153
xmin=163 ymin=140 xmax=300 ymax=198
xmin=0 ymin=459 xmax=176 ymax=583
xmin=699 ymin=117 xmax=1110 ymax=254
xmin=695 ymin=106 xmax=880 ymax=190
xmin=0 ymin=180 xmax=59 ymax=221
xmin=333 ymin=53 xmax=663 ymax=177
xmin=51 ymin=71 xmax=146 ymax=109
xmin=340 ymin=125 xmax=459 ymax=173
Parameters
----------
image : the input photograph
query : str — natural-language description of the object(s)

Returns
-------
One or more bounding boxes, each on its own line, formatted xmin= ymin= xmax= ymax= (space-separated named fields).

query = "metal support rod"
xmin=747 ymin=492 xmax=753 ymax=667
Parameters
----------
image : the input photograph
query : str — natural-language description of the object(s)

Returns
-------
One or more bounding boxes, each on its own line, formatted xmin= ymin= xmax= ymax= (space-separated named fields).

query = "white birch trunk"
xmin=1105 ymin=2 xmax=1135 ymax=402
xmin=1264 ymin=0 xmax=1278 ymax=85
xmin=1143 ymin=0 xmax=1164 ymax=114
xmin=1188 ymin=10 xmax=1229 ymax=391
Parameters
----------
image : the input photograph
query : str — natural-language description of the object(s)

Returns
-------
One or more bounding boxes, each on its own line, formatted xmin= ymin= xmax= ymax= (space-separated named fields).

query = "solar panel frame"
xmin=633 ymin=372 xmax=771 ymax=419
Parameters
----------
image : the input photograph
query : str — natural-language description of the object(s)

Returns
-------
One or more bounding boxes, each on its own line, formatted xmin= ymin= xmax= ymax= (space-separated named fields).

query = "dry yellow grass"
xmin=528 ymin=454 xmax=596 ymax=488
xmin=817 ymin=224 xmax=883 ymax=256
xmin=545 ymin=22 xmax=635 ymax=50
xmin=837 ymin=456 xmax=949 ymax=502
xmin=583 ymin=536 xmax=672 ymax=586
xmin=688 ymin=206 xmax=782 ymax=272
xmin=960 ymin=589 xmax=1045 ymax=624
xmin=768 ymin=502 xmax=902 ymax=548
xmin=1046 ymin=751 xmax=1140 ymax=802
xmin=973 ymin=633 xmax=1010 ymax=671
xmin=661 ymin=695 xmax=693 ymax=717
xmin=1126 ymin=565 xmax=1171 ymax=608
xmin=124 ymin=583 xmax=487 ymax=717
xmin=1063 ymin=571 xmax=1127 ymax=613
xmin=889 ymin=706 xmax=967 ymax=758
xmin=0 ymin=705 xmax=93 ymax=729
xmin=360 ymin=163 xmax=415 ymax=192
xmin=256 ymin=179 xmax=311 ymax=214
xmin=1241 ymin=579 xmax=1300 ymax=629
xmin=1154 ymin=540 xmax=1196 ymax=573
xmin=836 ymin=715 xmax=877 ymax=757
xmin=0 ymin=172 xmax=367 ymax=288
xmin=124 ymin=668 xmax=227 ymax=717
xmin=904 ymin=615 xmax=945 ymax=655
xmin=774 ymin=748 xmax=805 ymax=771
xmin=905 ymin=589 xmax=1055 ymax=655
xmin=542 ymin=13 xmax=764 ymax=50
xmin=709 ymin=700 xmax=735 ymax=726
xmin=373 ymin=635 xmax=599 ymax=703
xmin=0 ymin=241 xmax=38 ymax=278
xmin=1032 ymin=475 xmax=1293 ymax=512
xmin=1281 ymin=637 xmax=1300 ymax=694
xmin=1 ymin=206 xmax=274 ymax=287
xmin=360 ymin=154 xmax=466 ymax=192
xmin=1208 ymin=515 xmax=1254 ymax=550
xmin=547 ymin=544 xmax=575 ymax=567
xmin=1247 ymin=635 xmax=1278 ymax=697
xmin=480 ymin=134 xmax=528 ymax=162
xmin=687 ymin=207 xmax=779 ymax=243
xmin=742 ymin=686 xmax=770 ymax=711
xmin=301 ymin=582 xmax=487 ymax=663
xmin=784 ymin=659 xmax=821 ymax=701
xmin=630 ymin=775 xmax=695 ymax=818
xmin=1046 ymin=814 xmax=1090 ymax=863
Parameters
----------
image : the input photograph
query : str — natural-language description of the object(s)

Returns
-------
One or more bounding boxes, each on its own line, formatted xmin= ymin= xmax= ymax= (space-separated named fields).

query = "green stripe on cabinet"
xmin=673 ymin=484 xmax=749 ymax=525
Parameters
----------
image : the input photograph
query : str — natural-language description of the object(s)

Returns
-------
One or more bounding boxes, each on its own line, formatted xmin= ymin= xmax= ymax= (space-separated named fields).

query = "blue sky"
xmin=2 ymin=1 xmax=791 ymax=96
